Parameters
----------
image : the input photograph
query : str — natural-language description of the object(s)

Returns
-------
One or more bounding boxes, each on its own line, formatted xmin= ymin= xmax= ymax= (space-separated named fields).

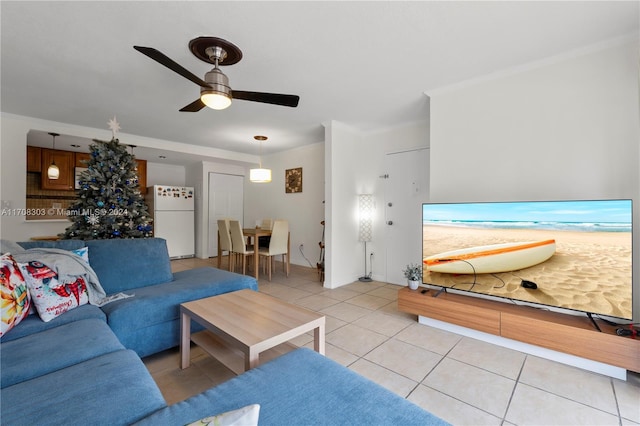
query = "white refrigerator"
xmin=146 ymin=185 xmax=195 ymax=259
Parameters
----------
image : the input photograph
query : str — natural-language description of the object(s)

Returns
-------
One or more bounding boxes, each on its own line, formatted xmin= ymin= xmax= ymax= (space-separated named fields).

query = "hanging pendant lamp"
xmin=250 ymin=135 xmax=271 ymax=183
xmin=47 ymin=132 xmax=60 ymax=179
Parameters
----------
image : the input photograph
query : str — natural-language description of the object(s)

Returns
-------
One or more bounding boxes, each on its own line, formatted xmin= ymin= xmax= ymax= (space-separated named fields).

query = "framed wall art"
xmin=285 ymin=167 xmax=302 ymax=193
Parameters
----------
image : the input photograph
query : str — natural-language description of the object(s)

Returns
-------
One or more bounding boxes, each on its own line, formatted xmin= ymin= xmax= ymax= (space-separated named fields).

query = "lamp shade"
xmin=47 ymin=131 xmax=60 ymax=180
xmin=47 ymin=163 xmax=60 ymax=180
xmin=358 ymin=194 xmax=373 ymax=242
xmin=250 ymin=168 xmax=272 ymax=183
xmin=201 ymin=91 xmax=232 ymax=110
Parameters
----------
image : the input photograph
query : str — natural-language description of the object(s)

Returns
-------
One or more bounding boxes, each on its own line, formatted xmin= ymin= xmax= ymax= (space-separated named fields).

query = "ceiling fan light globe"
xmin=250 ymin=168 xmax=272 ymax=183
xmin=201 ymin=91 xmax=232 ymax=110
xmin=47 ymin=163 xmax=60 ymax=180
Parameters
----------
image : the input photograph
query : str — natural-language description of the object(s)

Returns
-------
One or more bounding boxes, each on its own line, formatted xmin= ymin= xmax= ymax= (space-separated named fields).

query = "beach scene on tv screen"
xmin=422 ymin=200 xmax=632 ymax=320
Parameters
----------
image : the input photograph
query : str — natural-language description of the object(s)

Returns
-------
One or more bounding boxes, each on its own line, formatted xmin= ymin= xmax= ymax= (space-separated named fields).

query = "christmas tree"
xmin=60 ymin=118 xmax=153 ymax=239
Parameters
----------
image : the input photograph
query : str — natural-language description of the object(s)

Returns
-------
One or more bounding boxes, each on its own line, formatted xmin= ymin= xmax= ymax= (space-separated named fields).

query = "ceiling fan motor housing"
xmin=202 ymin=68 xmax=231 ymax=97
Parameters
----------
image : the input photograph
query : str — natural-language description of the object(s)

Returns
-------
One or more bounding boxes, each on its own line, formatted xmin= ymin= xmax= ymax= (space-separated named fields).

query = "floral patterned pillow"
xmin=1 ymin=254 xmax=32 ymax=337
xmin=18 ymin=253 xmax=89 ymax=323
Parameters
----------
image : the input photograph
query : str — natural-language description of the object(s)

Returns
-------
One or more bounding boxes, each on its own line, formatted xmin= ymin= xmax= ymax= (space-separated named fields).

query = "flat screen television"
xmin=422 ymin=199 xmax=633 ymax=320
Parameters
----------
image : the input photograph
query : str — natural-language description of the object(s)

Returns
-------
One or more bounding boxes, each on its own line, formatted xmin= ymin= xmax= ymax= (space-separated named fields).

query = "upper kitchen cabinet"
xmin=41 ymin=149 xmax=74 ymax=190
xmin=136 ymin=159 xmax=147 ymax=195
xmin=27 ymin=146 xmax=42 ymax=172
xmin=75 ymin=152 xmax=91 ymax=167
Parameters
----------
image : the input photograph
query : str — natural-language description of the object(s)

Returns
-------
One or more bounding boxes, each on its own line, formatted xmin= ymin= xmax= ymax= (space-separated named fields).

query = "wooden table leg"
xmin=286 ymin=233 xmax=290 ymax=277
xmin=314 ymin=321 xmax=326 ymax=355
xmin=253 ymin=236 xmax=260 ymax=280
xmin=180 ymin=312 xmax=191 ymax=369
xmin=217 ymin=231 xmax=221 ymax=268
xmin=246 ymin=347 xmax=259 ymax=371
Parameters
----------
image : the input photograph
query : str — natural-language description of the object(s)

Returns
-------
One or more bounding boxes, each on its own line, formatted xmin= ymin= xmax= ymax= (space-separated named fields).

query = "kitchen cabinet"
xmin=75 ymin=152 xmax=91 ymax=167
xmin=27 ymin=146 xmax=42 ymax=172
xmin=136 ymin=159 xmax=147 ymax=194
xmin=40 ymin=149 xmax=74 ymax=190
xmin=30 ymin=148 xmax=146 ymax=193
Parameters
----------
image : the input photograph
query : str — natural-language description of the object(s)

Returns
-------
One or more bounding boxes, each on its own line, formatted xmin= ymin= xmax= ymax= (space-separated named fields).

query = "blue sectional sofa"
xmin=1 ymin=238 xmax=448 ymax=425
xmin=15 ymin=238 xmax=258 ymax=357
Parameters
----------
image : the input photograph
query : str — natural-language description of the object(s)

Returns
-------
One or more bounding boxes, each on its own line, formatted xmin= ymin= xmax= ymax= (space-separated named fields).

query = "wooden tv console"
xmin=397 ymin=287 xmax=640 ymax=373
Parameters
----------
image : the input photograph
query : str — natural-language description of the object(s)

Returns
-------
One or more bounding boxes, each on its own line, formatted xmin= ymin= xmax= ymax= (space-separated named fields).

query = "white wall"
xmin=428 ymin=40 xmax=639 ymax=320
xmin=243 ymin=142 xmax=325 ymax=269
xmin=364 ymin=120 xmax=430 ymax=283
xmin=146 ymin=162 xmax=186 ymax=187
xmin=324 ymin=119 xmax=429 ymax=288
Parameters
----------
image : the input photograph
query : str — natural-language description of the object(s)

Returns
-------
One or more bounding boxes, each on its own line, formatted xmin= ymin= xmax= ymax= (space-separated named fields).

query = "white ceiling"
xmin=2 ymin=1 xmax=638 ymax=165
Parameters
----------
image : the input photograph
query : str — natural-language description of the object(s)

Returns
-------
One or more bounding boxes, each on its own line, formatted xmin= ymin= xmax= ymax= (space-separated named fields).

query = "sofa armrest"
xmin=134 ymin=348 xmax=449 ymax=426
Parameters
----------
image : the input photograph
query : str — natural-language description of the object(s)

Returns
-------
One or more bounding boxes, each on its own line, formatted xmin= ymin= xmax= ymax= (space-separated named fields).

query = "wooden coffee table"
xmin=180 ymin=289 xmax=325 ymax=372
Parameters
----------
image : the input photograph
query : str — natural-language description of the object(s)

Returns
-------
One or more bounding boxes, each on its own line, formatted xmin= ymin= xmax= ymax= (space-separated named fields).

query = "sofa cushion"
xmin=1 ymin=349 xmax=167 ymax=425
xmin=1 ymin=318 xmax=124 ymax=388
xmin=0 ymin=304 xmax=106 ymax=342
xmin=0 ymin=254 xmax=31 ymax=337
xmin=84 ymin=238 xmax=173 ymax=293
xmin=1 ymin=240 xmax=25 ymax=254
xmin=134 ymin=348 xmax=449 ymax=426
xmin=17 ymin=240 xmax=86 ymax=251
xmin=101 ymin=267 xmax=257 ymax=356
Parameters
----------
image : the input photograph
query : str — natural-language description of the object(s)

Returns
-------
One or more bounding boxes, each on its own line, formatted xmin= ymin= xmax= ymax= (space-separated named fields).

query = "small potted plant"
xmin=402 ymin=263 xmax=422 ymax=290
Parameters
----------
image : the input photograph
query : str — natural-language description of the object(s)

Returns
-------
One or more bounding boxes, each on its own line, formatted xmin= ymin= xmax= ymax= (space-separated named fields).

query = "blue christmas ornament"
xmin=113 ymin=230 xmax=120 ymax=236
xmin=97 ymin=201 xmax=104 ymax=207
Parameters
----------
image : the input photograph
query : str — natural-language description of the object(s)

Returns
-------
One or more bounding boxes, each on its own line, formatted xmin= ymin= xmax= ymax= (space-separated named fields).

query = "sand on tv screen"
xmin=422 ymin=199 xmax=633 ymax=320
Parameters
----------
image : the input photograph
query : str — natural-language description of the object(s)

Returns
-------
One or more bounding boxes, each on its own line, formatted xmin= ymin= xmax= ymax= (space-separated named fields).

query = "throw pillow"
xmin=19 ymin=260 xmax=89 ymax=323
xmin=73 ymin=247 xmax=89 ymax=263
xmin=186 ymin=404 xmax=260 ymax=426
xmin=1 ymin=254 xmax=31 ymax=336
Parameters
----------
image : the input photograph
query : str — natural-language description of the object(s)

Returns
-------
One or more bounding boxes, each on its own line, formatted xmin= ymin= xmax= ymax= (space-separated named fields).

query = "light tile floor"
xmin=143 ymin=257 xmax=640 ymax=425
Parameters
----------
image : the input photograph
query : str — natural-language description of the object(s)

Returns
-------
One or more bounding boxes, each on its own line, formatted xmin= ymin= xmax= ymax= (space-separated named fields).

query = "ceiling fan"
xmin=134 ymin=37 xmax=300 ymax=112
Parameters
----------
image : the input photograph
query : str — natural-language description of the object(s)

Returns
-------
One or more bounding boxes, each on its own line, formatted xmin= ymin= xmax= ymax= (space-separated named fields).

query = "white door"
xmin=384 ymin=148 xmax=429 ymax=285
xmin=207 ymin=173 xmax=244 ymax=258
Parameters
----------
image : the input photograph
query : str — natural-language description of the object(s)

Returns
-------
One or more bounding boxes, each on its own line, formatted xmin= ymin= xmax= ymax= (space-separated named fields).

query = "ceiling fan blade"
xmin=179 ymin=99 xmax=206 ymax=112
xmin=133 ymin=46 xmax=209 ymax=88
xmin=232 ymin=91 xmax=300 ymax=108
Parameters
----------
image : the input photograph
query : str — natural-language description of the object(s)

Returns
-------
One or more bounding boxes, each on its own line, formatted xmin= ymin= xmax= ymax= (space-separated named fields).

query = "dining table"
xmin=217 ymin=227 xmax=290 ymax=280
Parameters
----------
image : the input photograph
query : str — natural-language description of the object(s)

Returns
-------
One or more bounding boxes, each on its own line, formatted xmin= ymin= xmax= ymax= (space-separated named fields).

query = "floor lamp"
xmin=358 ymin=194 xmax=373 ymax=282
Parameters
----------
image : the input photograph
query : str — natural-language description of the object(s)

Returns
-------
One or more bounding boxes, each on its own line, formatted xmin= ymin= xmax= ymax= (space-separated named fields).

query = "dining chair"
xmin=217 ymin=219 xmax=233 ymax=271
xmin=259 ymin=218 xmax=273 ymax=248
xmin=229 ymin=220 xmax=254 ymax=275
xmin=258 ymin=219 xmax=289 ymax=281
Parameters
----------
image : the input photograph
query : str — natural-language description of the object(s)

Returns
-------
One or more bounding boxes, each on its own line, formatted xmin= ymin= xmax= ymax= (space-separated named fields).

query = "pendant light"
xmin=249 ymin=135 xmax=272 ymax=183
xmin=47 ymin=132 xmax=60 ymax=180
